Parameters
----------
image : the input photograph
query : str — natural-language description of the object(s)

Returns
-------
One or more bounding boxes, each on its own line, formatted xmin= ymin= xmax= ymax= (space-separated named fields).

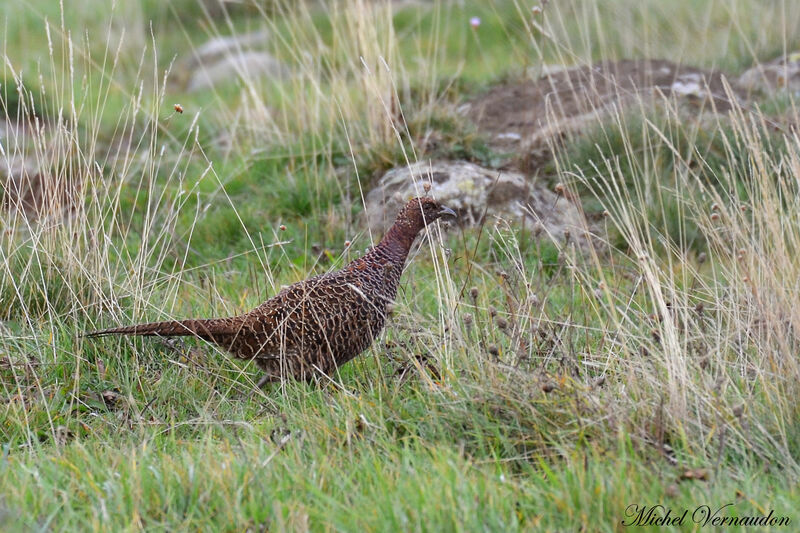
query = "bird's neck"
xmin=342 ymin=223 xmax=418 ymax=275
xmin=377 ymin=223 xmax=419 ymax=264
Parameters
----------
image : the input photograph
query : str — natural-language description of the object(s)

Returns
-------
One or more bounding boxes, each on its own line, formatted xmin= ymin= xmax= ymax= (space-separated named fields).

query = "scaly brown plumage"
xmin=86 ymin=197 xmax=456 ymax=382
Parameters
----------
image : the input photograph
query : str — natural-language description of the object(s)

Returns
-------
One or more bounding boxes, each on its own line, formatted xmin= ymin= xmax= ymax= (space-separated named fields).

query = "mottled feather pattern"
xmin=86 ymin=197 xmax=456 ymax=382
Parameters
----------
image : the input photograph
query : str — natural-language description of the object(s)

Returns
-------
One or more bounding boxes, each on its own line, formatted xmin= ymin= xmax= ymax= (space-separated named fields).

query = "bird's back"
xmin=225 ymin=251 xmax=403 ymax=380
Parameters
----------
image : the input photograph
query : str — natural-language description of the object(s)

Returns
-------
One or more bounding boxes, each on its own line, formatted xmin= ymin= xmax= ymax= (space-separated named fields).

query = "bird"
xmin=86 ymin=197 xmax=457 ymax=383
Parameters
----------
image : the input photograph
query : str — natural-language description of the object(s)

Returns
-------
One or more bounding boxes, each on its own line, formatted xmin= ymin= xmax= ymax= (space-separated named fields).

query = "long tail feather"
xmin=84 ymin=318 xmax=239 ymax=339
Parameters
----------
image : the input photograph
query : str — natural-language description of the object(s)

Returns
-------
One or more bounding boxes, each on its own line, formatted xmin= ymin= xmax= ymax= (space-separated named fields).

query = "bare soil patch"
xmin=463 ymin=59 xmax=745 ymax=163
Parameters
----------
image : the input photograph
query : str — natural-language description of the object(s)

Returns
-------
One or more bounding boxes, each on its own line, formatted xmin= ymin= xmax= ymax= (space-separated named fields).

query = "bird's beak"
xmin=438 ymin=205 xmax=457 ymax=219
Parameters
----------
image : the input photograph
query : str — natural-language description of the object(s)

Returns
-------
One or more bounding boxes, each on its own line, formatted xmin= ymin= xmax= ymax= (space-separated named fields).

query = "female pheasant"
xmin=86 ymin=197 xmax=456 ymax=382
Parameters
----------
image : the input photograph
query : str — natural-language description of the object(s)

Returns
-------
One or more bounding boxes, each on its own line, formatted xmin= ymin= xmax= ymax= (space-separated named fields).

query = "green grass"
xmin=2 ymin=427 xmax=796 ymax=530
xmin=2 ymin=0 xmax=800 ymax=530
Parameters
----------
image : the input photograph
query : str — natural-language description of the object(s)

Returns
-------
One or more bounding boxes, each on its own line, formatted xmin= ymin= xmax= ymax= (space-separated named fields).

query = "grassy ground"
xmin=2 ymin=0 xmax=799 ymax=531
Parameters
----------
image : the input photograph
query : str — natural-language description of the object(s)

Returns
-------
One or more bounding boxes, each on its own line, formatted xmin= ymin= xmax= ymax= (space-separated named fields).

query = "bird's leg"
xmin=238 ymin=373 xmax=275 ymax=403
xmin=255 ymin=374 xmax=273 ymax=389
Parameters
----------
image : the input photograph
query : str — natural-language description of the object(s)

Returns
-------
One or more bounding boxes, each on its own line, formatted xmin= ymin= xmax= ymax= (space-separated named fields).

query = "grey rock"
xmin=185 ymin=29 xmax=289 ymax=91
xmin=738 ymin=52 xmax=800 ymax=95
xmin=193 ymin=29 xmax=272 ymax=63
xmin=364 ymin=161 xmax=590 ymax=245
xmin=188 ymin=51 xmax=289 ymax=92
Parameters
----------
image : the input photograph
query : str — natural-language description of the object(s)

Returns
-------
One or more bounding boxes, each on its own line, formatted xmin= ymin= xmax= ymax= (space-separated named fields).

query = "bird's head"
xmin=394 ymin=196 xmax=457 ymax=236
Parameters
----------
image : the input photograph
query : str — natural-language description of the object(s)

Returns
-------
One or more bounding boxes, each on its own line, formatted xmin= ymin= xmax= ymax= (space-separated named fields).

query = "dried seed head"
xmin=711 ymin=203 xmax=720 ymax=211
xmin=385 ymin=303 xmax=396 ymax=315
xmin=602 ymin=209 xmax=610 ymax=218
xmin=554 ymin=183 xmax=565 ymax=195
xmin=469 ymin=288 xmax=479 ymax=302
xmin=694 ymin=302 xmax=705 ymax=314
xmin=495 ymin=316 xmax=508 ymax=330
xmin=650 ymin=328 xmax=661 ymax=342
xmin=344 ymin=240 xmax=351 ymax=247
xmin=279 ymin=224 xmax=286 ymax=231
xmin=697 ymin=252 xmax=707 ymax=264
xmin=739 ymin=205 xmax=747 ymax=212
xmin=541 ymin=382 xmax=556 ymax=393
xmin=732 ymin=404 xmax=745 ymax=417
xmin=174 ymin=103 xmax=184 ymax=114
xmin=532 ymin=5 xmax=542 ymax=15
xmin=487 ymin=344 xmax=499 ymax=356
xmin=462 ymin=313 xmax=473 ymax=326
xmin=423 ymin=182 xmax=431 ymax=192
xmin=489 ymin=306 xmax=497 ymax=318
xmin=564 ymin=230 xmax=571 ymax=243
xmin=710 ymin=213 xmax=720 ymax=221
